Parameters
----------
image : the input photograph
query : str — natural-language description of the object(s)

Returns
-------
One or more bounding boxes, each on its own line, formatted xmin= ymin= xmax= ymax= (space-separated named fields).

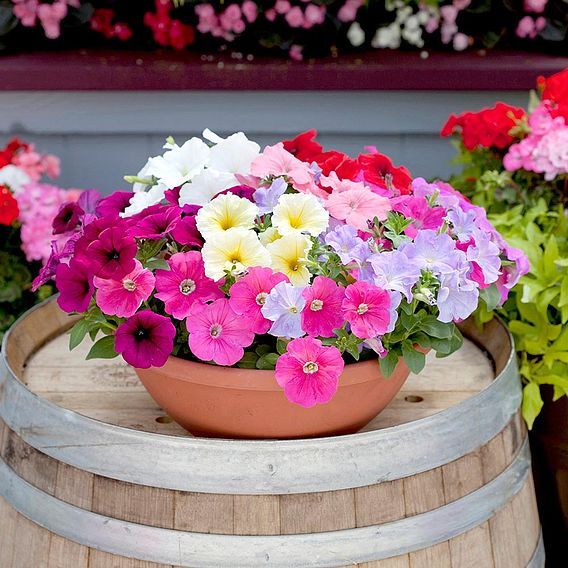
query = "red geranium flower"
xmin=0 ymin=185 xmax=19 ymax=226
xmin=540 ymin=69 xmax=568 ymax=122
xmin=358 ymin=152 xmax=412 ymax=194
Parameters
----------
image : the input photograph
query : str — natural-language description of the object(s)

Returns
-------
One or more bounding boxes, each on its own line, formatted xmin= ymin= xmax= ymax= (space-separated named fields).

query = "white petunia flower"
xmin=146 ymin=137 xmax=210 ymax=189
xmin=0 ymin=165 xmax=31 ymax=194
xmin=347 ymin=22 xmax=365 ymax=47
xmin=203 ymin=129 xmax=260 ymax=174
xmin=122 ymin=184 xmax=167 ymax=217
xmin=179 ymin=168 xmax=238 ymax=207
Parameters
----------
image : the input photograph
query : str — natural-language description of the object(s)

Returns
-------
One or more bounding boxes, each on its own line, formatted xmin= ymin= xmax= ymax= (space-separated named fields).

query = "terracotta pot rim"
xmin=135 ymin=354 xmax=392 ymax=391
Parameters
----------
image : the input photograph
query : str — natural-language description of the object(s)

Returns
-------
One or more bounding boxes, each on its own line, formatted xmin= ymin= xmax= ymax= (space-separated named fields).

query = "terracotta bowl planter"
xmin=135 ymin=355 xmax=413 ymax=439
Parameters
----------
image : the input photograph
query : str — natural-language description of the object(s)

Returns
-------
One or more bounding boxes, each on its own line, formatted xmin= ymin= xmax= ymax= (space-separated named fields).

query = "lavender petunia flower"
xmin=386 ymin=290 xmax=402 ymax=333
xmin=77 ymin=189 xmax=102 ymax=215
xmin=309 ymin=161 xmax=323 ymax=184
xmin=400 ymin=230 xmax=464 ymax=276
xmin=466 ymin=230 xmax=501 ymax=285
xmin=261 ymin=281 xmax=306 ymax=338
xmin=254 ymin=178 xmax=288 ymax=215
xmin=351 ymin=240 xmax=377 ymax=283
xmin=370 ymin=250 xmax=421 ymax=302
xmin=324 ymin=224 xmax=364 ymax=264
xmin=446 ymin=207 xmax=478 ymax=242
xmin=436 ymin=271 xmax=479 ymax=323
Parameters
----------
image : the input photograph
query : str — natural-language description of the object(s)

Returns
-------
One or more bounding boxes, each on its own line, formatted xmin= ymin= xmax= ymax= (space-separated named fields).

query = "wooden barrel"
xmin=0 ymin=299 xmax=544 ymax=568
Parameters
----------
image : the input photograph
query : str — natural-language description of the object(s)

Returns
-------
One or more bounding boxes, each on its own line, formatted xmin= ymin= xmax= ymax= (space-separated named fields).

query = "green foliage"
xmin=448 ymin=140 xmax=568 ymax=427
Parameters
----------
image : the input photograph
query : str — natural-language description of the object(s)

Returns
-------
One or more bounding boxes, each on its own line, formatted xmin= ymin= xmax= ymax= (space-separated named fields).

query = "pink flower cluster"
xmin=504 ymin=101 xmax=568 ymax=181
xmin=47 ymin=130 xmax=527 ymax=409
xmin=11 ymin=144 xmax=60 ymax=182
xmin=195 ymin=1 xmax=257 ymax=41
xmin=144 ymin=0 xmax=195 ymax=50
xmin=12 ymin=0 xmax=80 ymax=39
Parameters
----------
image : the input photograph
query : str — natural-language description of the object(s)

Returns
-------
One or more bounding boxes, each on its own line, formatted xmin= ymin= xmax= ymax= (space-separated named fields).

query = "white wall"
xmin=0 ymin=90 xmax=528 ymax=194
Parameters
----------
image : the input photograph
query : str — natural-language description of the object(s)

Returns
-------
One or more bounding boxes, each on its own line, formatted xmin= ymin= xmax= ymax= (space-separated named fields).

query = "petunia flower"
xmin=179 ymin=168 xmax=237 ymax=207
xmin=446 ymin=207 xmax=478 ymax=242
xmin=201 ymin=227 xmax=271 ymax=280
xmin=52 ymin=201 xmax=84 ymax=234
xmin=228 ymin=266 xmax=289 ymax=334
xmin=436 ymin=271 xmax=479 ymax=323
xmin=341 ymin=281 xmax=391 ymax=339
xmin=391 ymin=195 xmax=445 ymax=238
xmin=370 ymin=250 xmax=421 ymax=302
xmin=204 ymin=129 xmax=260 ymax=174
xmin=87 ymin=227 xmax=137 ymax=279
xmin=196 ymin=192 xmax=258 ymax=239
xmin=261 ymin=281 xmax=306 ymax=338
xmin=266 ymin=232 xmax=312 ymax=286
xmin=326 ymin=188 xmax=391 ymax=231
xmin=56 ymin=258 xmax=94 ymax=313
xmin=253 ymin=177 xmax=288 ymax=215
xmin=301 ymin=276 xmax=345 ymax=337
xmin=115 ymin=310 xmax=176 ymax=369
xmin=127 ymin=206 xmax=180 ymax=240
xmin=186 ymin=298 xmax=255 ymax=366
xmin=324 ymin=224 xmax=364 ymax=264
xmin=155 ymin=251 xmax=223 ymax=320
xmin=95 ymin=191 xmax=133 ymax=218
xmin=271 ymin=192 xmax=329 ymax=237
xmin=94 ymin=260 xmax=156 ymax=318
xmin=275 ymin=336 xmax=344 ymax=407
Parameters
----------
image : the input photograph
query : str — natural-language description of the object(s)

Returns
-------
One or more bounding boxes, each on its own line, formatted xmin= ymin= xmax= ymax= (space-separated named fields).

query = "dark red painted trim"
xmin=0 ymin=49 xmax=566 ymax=91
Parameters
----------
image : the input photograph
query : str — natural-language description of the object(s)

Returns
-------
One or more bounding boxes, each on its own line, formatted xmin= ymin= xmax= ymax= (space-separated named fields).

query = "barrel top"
xmin=0 ymin=299 xmax=521 ymax=493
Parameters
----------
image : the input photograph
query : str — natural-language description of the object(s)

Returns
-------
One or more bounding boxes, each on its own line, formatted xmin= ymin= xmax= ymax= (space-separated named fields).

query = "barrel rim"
xmin=0 ymin=437 xmax=534 ymax=567
xmin=0 ymin=298 xmax=522 ymax=494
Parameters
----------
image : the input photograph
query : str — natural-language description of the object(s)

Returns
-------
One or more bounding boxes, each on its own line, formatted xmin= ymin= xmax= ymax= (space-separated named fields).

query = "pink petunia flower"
xmin=391 ymin=195 xmax=445 ymax=238
xmin=115 ymin=310 xmax=176 ymax=369
xmin=341 ymin=281 xmax=391 ymax=339
xmin=94 ymin=260 xmax=155 ymax=318
xmin=229 ymin=266 xmax=289 ymax=334
xmin=186 ymin=298 xmax=255 ymax=366
xmin=56 ymin=258 xmax=94 ymax=313
xmin=326 ymin=188 xmax=391 ymax=230
xmin=301 ymin=276 xmax=345 ymax=337
xmin=127 ymin=206 xmax=180 ymax=240
xmin=155 ymin=251 xmax=223 ymax=320
xmin=95 ymin=191 xmax=133 ymax=218
xmin=87 ymin=227 xmax=137 ymax=279
xmin=274 ymin=336 xmax=344 ymax=407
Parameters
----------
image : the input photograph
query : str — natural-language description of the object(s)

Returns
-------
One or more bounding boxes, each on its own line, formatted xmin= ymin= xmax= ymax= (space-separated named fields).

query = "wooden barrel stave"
xmin=0 ymin=300 xmax=543 ymax=567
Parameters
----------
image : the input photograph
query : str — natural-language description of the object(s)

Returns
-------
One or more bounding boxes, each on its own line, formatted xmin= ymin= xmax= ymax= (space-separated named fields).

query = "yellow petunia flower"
xmin=259 ymin=226 xmax=283 ymax=246
xmin=267 ymin=233 xmax=312 ymax=287
xmin=196 ymin=193 xmax=258 ymax=239
xmin=271 ymin=193 xmax=329 ymax=237
xmin=201 ymin=227 xmax=271 ymax=281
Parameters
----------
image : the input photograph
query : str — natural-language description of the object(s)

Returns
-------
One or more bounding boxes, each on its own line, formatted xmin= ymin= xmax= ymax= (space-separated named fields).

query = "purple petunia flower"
xmin=127 ymin=206 xmax=180 ymax=240
xmin=55 ymin=258 xmax=94 ymax=313
xmin=115 ymin=310 xmax=176 ymax=369
xmin=400 ymin=230 xmax=464 ymax=276
xmin=436 ymin=271 xmax=479 ymax=323
xmin=52 ymin=202 xmax=84 ymax=235
xmin=87 ymin=227 xmax=137 ymax=279
xmin=77 ymin=189 xmax=102 ymax=215
xmin=446 ymin=207 xmax=478 ymax=242
xmin=261 ymin=281 xmax=306 ymax=338
xmin=324 ymin=224 xmax=364 ymax=264
xmin=96 ymin=191 xmax=133 ymax=218
xmin=350 ymin=240 xmax=377 ymax=283
xmin=465 ymin=230 xmax=502 ymax=285
xmin=253 ymin=178 xmax=288 ymax=215
xmin=370 ymin=250 xmax=421 ymax=302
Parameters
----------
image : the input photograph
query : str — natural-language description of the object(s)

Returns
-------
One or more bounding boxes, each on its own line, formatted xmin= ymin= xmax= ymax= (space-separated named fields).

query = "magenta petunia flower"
xmin=275 ymin=336 xmax=345 ymax=408
xmin=155 ymin=251 xmax=223 ymax=320
xmin=229 ymin=266 xmax=289 ymax=334
xmin=56 ymin=259 xmax=94 ymax=313
xmin=186 ymin=298 xmax=255 ymax=366
xmin=341 ymin=281 xmax=391 ymax=339
xmin=115 ymin=310 xmax=176 ymax=369
xmin=94 ymin=260 xmax=156 ymax=318
xmin=95 ymin=191 xmax=133 ymax=218
xmin=301 ymin=276 xmax=345 ymax=338
xmin=52 ymin=201 xmax=84 ymax=235
xmin=127 ymin=206 xmax=180 ymax=240
xmin=170 ymin=214 xmax=202 ymax=247
xmin=87 ymin=227 xmax=137 ymax=279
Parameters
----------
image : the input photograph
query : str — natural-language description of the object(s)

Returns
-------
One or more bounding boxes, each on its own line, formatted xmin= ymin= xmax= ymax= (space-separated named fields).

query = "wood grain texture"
xmin=47 ymin=535 xmax=89 ymax=568
xmin=403 ymin=467 xmax=445 ymax=516
xmin=409 ymin=541 xmax=452 ymax=568
xmin=355 ymin=479 xmax=405 ymax=526
xmin=174 ymin=492 xmax=234 ymax=534
xmin=88 ymin=550 xmax=171 ymax=568
xmin=234 ymin=495 xmax=280 ymax=535
xmin=357 ymin=557 xmax=410 ymax=568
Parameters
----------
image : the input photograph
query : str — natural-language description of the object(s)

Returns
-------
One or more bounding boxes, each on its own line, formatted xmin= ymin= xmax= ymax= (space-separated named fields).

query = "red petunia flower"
xmin=282 ymin=130 xmax=323 ymax=162
xmin=358 ymin=152 xmax=412 ymax=194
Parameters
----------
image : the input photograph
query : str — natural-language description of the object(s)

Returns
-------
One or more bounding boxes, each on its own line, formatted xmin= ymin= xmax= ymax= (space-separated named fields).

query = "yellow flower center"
xmin=179 ymin=279 xmax=196 ymax=295
xmin=357 ymin=303 xmax=369 ymax=315
xmin=288 ymin=306 xmax=298 ymax=314
xmin=123 ymin=279 xmax=136 ymax=292
xmin=255 ymin=292 xmax=268 ymax=306
xmin=210 ymin=324 xmax=222 ymax=338
xmin=303 ymin=361 xmax=319 ymax=374
xmin=310 ymin=299 xmax=324 ymax=311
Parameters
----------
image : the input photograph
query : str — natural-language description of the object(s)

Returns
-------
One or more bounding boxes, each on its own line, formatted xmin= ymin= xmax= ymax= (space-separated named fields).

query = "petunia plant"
xmin=38 ymin=129 xmax=528 ymax=408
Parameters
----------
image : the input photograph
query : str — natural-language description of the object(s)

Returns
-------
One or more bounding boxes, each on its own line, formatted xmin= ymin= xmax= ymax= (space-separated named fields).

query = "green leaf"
xmin=379 ymin=350 xmax=398 ymax=379
xmin=276 ymin=337 xmax=289 ymax=355
xmin=86 ymin=335 xmax=118 ymax=360
xmin=256 ymin=353 xmax=279 ymax=370
xmin=255 ymin=344 xmax=272 ymax=356
xmin=402 ymin=342 xmax=426 ymax=375
xmin=237 ymin=351 xmax=259 ymax=369
xmin=522 ymin=383 xmax=544 ymax=430
xmin=420 ymin=316 xmax=453 ymax=339
xmin=479 ymin=285 xmax=501 ymax=312
xmin=69 ymin=319 xmax=89 ymax=351
xmin=145 ymin=258 xmax=170 ymax=271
